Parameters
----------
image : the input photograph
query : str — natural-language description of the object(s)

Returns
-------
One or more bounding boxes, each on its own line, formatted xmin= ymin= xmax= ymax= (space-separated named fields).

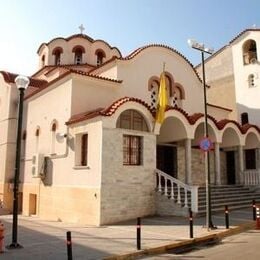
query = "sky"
xmin=1 ymin=0 xmax=260 ymax=76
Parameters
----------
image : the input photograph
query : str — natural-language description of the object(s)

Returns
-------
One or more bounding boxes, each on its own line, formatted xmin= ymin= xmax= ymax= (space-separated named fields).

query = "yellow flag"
xmin=155 ymin=72 xmax=168 ymax=124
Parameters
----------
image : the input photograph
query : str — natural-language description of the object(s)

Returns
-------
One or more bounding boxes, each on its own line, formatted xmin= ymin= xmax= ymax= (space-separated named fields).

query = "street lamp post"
xmin=7 ymin=75 xmax=30 ymax=249
xmin=188 ymin=39 xmax=216 ymax=230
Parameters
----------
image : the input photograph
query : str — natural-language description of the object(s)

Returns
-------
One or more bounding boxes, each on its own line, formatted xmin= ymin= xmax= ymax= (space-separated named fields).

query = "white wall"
xmin=232 ymin=31 xmax=260 ymax=126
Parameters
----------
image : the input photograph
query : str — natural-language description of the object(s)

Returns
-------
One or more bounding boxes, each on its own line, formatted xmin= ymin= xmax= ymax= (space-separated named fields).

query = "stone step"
xmin=157 ymin=185 xmax=260 ymax=216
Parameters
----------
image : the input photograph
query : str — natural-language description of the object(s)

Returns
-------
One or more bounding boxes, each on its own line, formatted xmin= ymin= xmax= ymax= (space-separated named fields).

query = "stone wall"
xmin=177 ymin=146 xmax=227 ymax=186
xmin=196 ymin=47 xmax=237 ymax=121
xmin=100 ymin=128 xmax=156 ymax=225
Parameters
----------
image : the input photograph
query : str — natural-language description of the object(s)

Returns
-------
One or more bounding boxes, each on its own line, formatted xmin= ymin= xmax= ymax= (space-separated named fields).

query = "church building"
xmin=0 ymin=28 xmax=259 ymax=225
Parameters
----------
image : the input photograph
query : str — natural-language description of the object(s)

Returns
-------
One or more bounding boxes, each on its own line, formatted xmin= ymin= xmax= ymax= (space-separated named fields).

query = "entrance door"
xmin=156 ymin=145 xmax=177 ymax=178
xmin=226 ymin=151 xmax=236 ymax=184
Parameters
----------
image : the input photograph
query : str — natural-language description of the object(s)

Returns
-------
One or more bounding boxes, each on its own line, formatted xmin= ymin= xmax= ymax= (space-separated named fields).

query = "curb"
xmin=104 ymin=221 xmax=255 ymax=260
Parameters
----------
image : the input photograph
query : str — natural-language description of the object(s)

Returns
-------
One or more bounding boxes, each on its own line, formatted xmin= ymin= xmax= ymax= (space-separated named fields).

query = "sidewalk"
xmin=0 ymin=208 xmax=256 ymax=259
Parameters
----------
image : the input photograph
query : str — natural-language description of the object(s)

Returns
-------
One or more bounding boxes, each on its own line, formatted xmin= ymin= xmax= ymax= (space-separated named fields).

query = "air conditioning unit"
xmin=31 ymin=153 xmax=46 ymax=178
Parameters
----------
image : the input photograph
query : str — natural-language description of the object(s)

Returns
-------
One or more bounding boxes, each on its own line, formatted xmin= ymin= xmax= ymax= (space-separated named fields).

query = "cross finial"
xmin=79 ymin=24 xmax=85 ymax=34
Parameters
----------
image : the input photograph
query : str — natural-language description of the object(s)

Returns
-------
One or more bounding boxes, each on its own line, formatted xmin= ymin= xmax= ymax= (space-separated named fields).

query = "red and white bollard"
xmin=256 ymin=205 xmax=260 ymax=230
xmin=0 ymin=221 xmax=4 ymax=253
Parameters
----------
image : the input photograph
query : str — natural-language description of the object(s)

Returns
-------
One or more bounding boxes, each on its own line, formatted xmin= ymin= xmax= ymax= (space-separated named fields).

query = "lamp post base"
xmin=6 ymin=243 xmax=23 ymax=249
xmin=203 ymin=222 xmax=218 ymax=230
xmin=208 ymin=222 xmax=218 ymax=230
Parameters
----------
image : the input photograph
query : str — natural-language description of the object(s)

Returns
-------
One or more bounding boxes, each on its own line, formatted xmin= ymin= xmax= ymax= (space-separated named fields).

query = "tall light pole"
xmin=188 ymin=39 xmax=216 ymax=230
xmin=7 ymin=75 xmax=30 ymax=249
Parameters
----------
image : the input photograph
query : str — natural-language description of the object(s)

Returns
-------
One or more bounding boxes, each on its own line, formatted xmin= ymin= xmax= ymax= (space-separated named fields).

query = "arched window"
xmin=52 ymin=47 xmax=63 ymax=65
xmin=165 ymin=73 xmax=174 ymax=97
xmin=171 ymin=83 xmax=185 ymax=108
xmin=50 ymin=122 xmax=57 ymax=154
xmin=241 ymin=112 xmax=249 ymax=125
xmin=72 ymin=45 xmax=85 ymax=65
xmin=22 ymin=130 xmax=27 ymax=140
xmin=116 ymin=109 xmax=148 ymax=132
xmin=95 ymin=49 xmax=106 ymax=66
xmin=243 ymin=39 xmax=257 ymax=65
xmin=248 ymin=74 xmax=256 ymax=87
xmin=117 ymin=110 xmax=147 ymax=166
xmin=41 ymin=55 xmax=45 ymax=67
xmin=149 ymin=79 xmax=160 ymax=110
xmin=35 ymin=127 xmax=40 ymax=153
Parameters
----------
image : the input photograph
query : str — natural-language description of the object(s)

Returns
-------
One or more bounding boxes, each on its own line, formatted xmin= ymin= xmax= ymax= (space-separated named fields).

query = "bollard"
xmin=0 ymin=221 xmax=4 ymax=253
xmin=253 ymin=200 xmax=256 ymax=221
xmin=137 ymin=217 xmax=141 ymax=250
xmin=225 ymin=205 xmax=229 ymax=229
xmin=189 ymin=209 xmax=193 ymax=238
xmin=256 ymin=205 xmax=260 ymax=230
xmin=66 ymin=231 xmax=73 ymax=260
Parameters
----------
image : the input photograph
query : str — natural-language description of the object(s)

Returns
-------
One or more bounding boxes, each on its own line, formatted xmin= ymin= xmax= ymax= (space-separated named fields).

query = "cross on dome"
xmin=79 ymin=24 xmax=85 ymax=34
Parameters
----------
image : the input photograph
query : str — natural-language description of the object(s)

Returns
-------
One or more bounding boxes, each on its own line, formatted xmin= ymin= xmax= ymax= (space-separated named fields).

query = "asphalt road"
xmin=139 ymin=229 xmax=260 ymax=259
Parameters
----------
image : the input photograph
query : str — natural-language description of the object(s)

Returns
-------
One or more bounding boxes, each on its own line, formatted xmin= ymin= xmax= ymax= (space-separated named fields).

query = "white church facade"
xmin=0 ymin=29 xmax=259 ymax=225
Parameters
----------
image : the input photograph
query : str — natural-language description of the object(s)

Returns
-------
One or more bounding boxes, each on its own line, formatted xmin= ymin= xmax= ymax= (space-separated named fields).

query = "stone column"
xmin=185 ymin=139 xmax=192 ymax=184
xmin=214 ymin=142 xmax=221 ymax=185
xmin=238 ymin=145 xmax=244 ymax=184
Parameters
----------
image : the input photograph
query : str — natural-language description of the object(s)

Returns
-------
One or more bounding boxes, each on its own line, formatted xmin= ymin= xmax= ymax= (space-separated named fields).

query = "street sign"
xmin=199 ymin=137 xmax=212 ymax=152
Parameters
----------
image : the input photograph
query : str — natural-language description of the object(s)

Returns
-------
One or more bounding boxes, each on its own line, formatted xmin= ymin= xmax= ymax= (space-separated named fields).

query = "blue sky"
xmin=1 ymin=0 xmax=260 ymax=75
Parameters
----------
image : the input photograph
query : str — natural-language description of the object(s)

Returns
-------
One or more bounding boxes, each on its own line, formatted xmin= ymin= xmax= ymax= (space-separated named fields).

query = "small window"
xmin=123 ymin=135 xmax=142 ymax=165
xmin=97 ymin=52 xmax=104 ymax=65
xmin=50 ymin=122 xmax=57 ymax=154
xmin=81 ymin=134 xmax=88 ymax=166
xmin=241 ymin=112 xmax=249 ymax=125
xmin=22 ymin=130 xmax=27 ymax=140
xmin=52 ymin=47 xmax=63 ymax=66
xmin=75 ymin=51 xmax=82 ymax=64
xmin=54 ymin=51 xmax=61 ymax=65
xmin=243 ymin=39 xmax=257 ymax=65
xmin=150 ymin=80 xmax=159 ymax=110
xmin=72 ymin=46 xmax=85 ymax=65
xmin=35 ymin=128 xmax=40 ymax=137
xmin=35 ymin=127 xmax=40 ymax=153
xmin=95 ymin=49 xmax=106 ymax=66
xmin=245 ymin=149 xmax=256 ymax=170
xmin=248 ymin=74 xmax=256 ymax=88
xmin=41 ymin=55 xmax=45 ymax=67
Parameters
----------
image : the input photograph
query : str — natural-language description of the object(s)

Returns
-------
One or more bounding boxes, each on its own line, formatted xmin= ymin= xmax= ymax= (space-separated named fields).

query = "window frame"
xmin=81 ymin=134 xmax=88 ymax=166
xmin=116 ymin=109 xmax=148 ymax=132
xmin=123 ymin=135 xmax=142 ymax=166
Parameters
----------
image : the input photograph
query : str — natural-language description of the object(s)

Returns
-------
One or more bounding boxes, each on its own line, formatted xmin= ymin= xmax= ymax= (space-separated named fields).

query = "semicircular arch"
xmin=244 ymin=130 xmax=260 ymax=149
xmin=220 ymin=124 xmax=243 ymax=147
xmin=108 ymin=101 xmax=154 ymax=132
xmin=191 ymin=117 xmax=220 ymax=143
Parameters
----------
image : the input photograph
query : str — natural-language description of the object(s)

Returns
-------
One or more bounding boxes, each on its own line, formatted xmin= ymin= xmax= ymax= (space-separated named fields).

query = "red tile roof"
xmin=0 ymin=71 xmax=47 ymax=88
xmin=69 ymin=68 xmax=123 ymax=83
xmin=0 ymin=71 xmax=48 ymax=98
xmin=66 ymin=108 xmax=105 ymax=125
xmin=52 ymin=95 xmax=260 ymax=133
xmin=66 ymin=97 xmax=153 ymax=125
xmin=25 ymin=68 xmax=122 ymax=100
xmin=123 ymin=44 xmax=204 ymax=84
xmin=37 ymin=33 xmax=122 ymax=57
